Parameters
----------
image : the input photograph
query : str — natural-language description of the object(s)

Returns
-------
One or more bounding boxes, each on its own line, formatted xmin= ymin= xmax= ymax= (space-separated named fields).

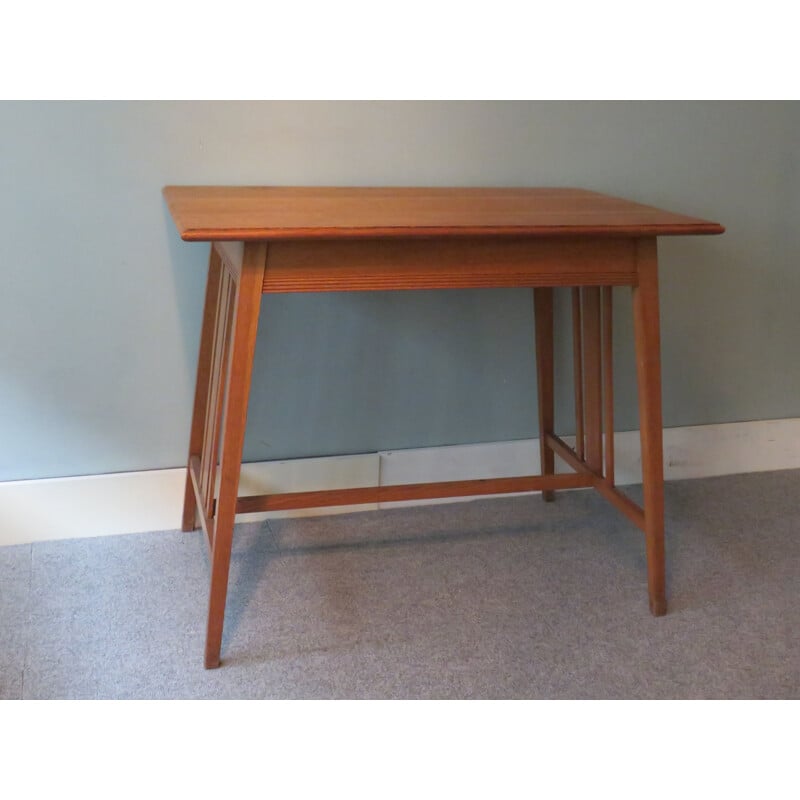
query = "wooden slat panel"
xmin=262 ymin=237 xmax=637 ymax=293
xmin=205 ymin=270 xmax=236 ymax=519
xmin=571 ymin=287 xmax=585 ymax=460
xmin=199 ymin=263 xmax=228 ymax=509
xmin=182 ymin=246 xmax=223 ymax=532
xmin=205 ymin=242 xmax=269 ymax=669
xmin=235 ymin=473 xmax=593 ymax=514
xmin=202 ymin=267 xmax=234 ymax=517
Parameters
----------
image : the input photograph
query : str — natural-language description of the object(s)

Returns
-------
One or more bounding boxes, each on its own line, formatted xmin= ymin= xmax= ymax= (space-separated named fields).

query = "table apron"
xmin=256 ymin=237 xmax=639 ymax=293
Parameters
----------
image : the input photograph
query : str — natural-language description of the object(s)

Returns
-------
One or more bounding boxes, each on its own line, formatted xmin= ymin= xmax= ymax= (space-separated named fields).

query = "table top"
xmin=163 ymin=186 xmax=724 ymax=242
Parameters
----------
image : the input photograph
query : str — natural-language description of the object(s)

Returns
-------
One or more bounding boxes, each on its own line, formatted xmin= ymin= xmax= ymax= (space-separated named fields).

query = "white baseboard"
xmin=2 ymin=417 xmax=799 ymax=546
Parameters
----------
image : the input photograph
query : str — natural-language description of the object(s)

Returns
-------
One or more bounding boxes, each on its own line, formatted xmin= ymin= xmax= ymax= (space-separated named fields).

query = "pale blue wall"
xmin=1 ymin=101 xmax=798 ymax=481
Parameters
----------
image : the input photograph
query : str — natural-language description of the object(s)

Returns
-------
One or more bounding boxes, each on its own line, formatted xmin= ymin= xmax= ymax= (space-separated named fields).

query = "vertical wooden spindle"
xmin=571 ymin=287 xmax=585 ymax=460
xmin=581 ymin=287 xmax=603 ymax=473
xmin=602 ymin=286 xmax=615 ymax=484
xmin=534 ymin=287 xmax=555 ymax=501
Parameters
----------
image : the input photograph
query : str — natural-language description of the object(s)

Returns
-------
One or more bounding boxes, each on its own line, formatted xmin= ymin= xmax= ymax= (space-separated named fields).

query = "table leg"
xmin=571 ymin=288 xmax=585 ymax=461
xmin=632 ymin=239 xmax=667 ymax=616
xmin=581 ymin=287 xmax=603 ymax=474
xmin=204 ymin=243 xmax=268 ymax=668
xmin=602 ymin=287 xmax=615 ymax=485
xmin=534 ymin=287 xmax=555 ymax=501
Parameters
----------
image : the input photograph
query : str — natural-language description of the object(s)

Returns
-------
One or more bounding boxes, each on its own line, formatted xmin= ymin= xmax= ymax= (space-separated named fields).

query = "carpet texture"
xmin=1 ymin=469 xmax=798 ymax=699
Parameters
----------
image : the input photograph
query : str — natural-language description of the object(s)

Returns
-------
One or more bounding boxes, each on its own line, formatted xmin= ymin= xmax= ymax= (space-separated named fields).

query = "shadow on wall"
xmin=162 ymin=200 xmax=210 ymax=384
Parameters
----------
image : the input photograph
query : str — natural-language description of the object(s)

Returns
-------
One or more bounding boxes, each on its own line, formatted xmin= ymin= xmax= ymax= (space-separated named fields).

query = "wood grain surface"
xmin=261 ymin=237 xmax=637 ymax=292
xmin=163 ymin=186 xmax=725 ymax=241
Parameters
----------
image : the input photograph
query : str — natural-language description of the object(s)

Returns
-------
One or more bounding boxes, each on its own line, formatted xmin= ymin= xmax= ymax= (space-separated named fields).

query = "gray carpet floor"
xmin=1 ymin=469 xmax=798 ymax=699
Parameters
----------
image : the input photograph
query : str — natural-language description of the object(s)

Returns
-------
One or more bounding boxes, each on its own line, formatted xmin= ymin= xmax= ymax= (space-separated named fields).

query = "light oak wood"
xmin=163 ymin=186 xmax=725 ymax=241
xmin=595 ymin=478 xmax=645 ymax=532
xmin=235 ymin=474 xmax=594 ymax=514
xmin=582 ymin=287 xmax=603 ymax=473
xmin=201 ymin=265 xmax=235 ymax=521
xmin=632 ymin=238 xmax=667 ymax=617
xmin=534 ymin=287 xmax=556 ymax=501
xmin=602 ymin=286 xmax=615 ymax=484
xmin=165 ymin=186 xmax=724 ymax=667
xmin=188 ymin=455 xmax=214 ymax=552
xmin=544 ymin=433 xmax=645 ymax=530
xmin=262 ymin=238 xmax=637 ymax=293
xmin=204 ymin=242 xmax=268 ymax=669
xmin=182 ymin=247 xmax=223 ymax=533
xmin=571 ymin=288 xmax=585 ymax=460
xmin=545 ymin=433 xmax=592 ymax=479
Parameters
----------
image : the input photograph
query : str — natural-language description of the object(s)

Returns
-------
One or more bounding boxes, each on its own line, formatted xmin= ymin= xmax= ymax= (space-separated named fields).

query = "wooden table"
xmin=163 ymin=186 xmax=724 ymax=668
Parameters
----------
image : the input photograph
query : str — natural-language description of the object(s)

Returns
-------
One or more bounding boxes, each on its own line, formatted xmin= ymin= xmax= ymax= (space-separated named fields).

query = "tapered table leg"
xmin=632 ymin=238 xmax=667 ymax=616
xmin=581 ymin=287 xmax=603 ymax=475
xmin=534 ymin=287 xmax=555 ymax=501
xmin=204 ymin=243 xmax=268 ymax=668
xmin=571 ymin=288 xmax=585 ymax=461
